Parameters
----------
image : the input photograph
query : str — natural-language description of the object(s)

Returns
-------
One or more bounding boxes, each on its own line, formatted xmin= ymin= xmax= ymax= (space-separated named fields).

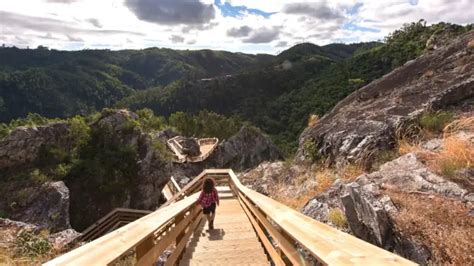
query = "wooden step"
xmin=183 ymin=247 xmax=267 ymax=260
xmin=189 ymin=243 xmax=265 ymax=254
xmin=179 ymin=255 xmax=269 ymax=266
xmin=188 ymin=238 xmax=262 ymax=248
xmin=179 ymin=197 xmax=267 ymax=265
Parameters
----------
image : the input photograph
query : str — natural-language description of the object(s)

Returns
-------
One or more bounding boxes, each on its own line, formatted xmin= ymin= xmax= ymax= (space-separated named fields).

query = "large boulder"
xmin=11 ymin=181 xmax=71 ymax=232
xmin=0 ymin=218 xmax=80 ymax=257
xmin=302 ymin=153 xmax=470 ymax=264
xmin=206 ymin=126 xmax=283 ymax=171
xmin=296 ymin=31 xmax=474 ymax=165
xmin=67 ymin=110 xmax=174 ymax=230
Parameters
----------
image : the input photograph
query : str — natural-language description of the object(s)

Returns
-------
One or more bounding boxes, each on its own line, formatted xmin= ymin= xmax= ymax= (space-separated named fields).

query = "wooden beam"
xmin=44 ymin=194 xmax=200 ymax=266
xmin=227 ymin=170 xmax=417 ymax=266
xmin=239 ymin=193 xmax=308 ymax=265
xmin=136 ymin=207 xmax=200 ymax=266
xmin=239 ymin=196 xmax=286 ymax=266
xmin=164 ymin=212 xmax=203 ymax=266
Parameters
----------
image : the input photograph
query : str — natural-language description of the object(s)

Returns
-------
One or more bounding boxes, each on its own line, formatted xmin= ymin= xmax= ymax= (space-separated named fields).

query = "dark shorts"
xmin=203 ymin=203 xmax=216 ymax=214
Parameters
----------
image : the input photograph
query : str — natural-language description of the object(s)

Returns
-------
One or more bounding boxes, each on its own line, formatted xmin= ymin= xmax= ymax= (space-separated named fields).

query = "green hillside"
xmin=0 ymin=47 xmax=272 ymax=121
xmin=0 ymin=21 xmax=471 ymax=154
xmin=118 ymin=22 xmax=471 ymax=153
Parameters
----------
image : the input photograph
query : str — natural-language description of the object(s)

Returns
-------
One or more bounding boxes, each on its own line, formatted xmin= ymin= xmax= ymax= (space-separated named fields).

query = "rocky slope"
xmin=240 ymin=30 xmax=474 ymax=265
xmin=296 ymin=30 xmax=474 ymax=166
xmin=0 ymin=109 xmax=281 ymax=233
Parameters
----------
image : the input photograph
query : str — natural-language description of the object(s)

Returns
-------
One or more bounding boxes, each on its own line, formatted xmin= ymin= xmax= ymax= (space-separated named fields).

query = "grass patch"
xmin=429 ymin=136 xmax=473 ymax=177
xmin=328 ymin=208 xmax=348 ymax=229
xmin=387 ymin=190 xmax=474 ymax=265
xmin=15 ymin=230 xmax=52 ymax=258
xmin=419 ymin=111 xmax=454 ymax=133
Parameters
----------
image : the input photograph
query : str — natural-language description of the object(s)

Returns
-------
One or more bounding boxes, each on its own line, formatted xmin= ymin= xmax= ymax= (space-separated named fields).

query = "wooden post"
xmin=136 ymin=235 xmax=154 ymax=263
xmin=174 ymin=211 xmax=187 ymax=261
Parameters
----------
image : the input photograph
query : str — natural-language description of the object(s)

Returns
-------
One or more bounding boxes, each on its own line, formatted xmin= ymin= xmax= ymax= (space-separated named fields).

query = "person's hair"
xmin=202 ymin=178 xmax=215 ymax=193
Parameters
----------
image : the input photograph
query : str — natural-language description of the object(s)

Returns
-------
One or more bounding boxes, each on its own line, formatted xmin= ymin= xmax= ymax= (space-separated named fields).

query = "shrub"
xmin=136 ymin=108 xmax=166 ymax=132
xmin=328 ymin=208 xmax=348 ymax=228
xmin=0 ymin=210 xmax=7 ymax=218
xmin=30 ymin=169 xmax=50 ymax=184
xmin=419 ymin=111 xmax=454 ymax=133
xmin=36 ymin=145 xmax=69 ymax=167
xmin=303 ymin=139 xmax=318 ymax=162
xmin=15 ymin=231 xmax=52 ymax=258
xmin=0 ymin=123 xmax=9 ymax=139
xmin=68 ymin=116 xmax=91 ymax=150
xmin=153 ymin=140 xmax=173 ymax=161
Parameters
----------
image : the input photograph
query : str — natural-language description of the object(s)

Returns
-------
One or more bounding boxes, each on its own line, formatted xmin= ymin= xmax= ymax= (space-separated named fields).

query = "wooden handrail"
xmin=45 ymin=193 xmax=200 ymax=266
xmin=226 ymin=170 xmax=416 ymax=265
xmin=46 ymin=169 xmax=416 ymax=266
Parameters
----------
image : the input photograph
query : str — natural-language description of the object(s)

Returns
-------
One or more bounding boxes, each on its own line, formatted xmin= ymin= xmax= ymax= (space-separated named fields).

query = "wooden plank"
xmin=44 ymin=194 xmax=200 ymax=266
xmin=239 ymin=193 xmax=308 ymax=265
xmin=165 ymin=213 xmax=203 ymax=266
xmin=227 ymin=170 xmax=417 ymax=266
xmin=171 ymin=176 xmax=182 ymax=192
xmin=162 ymin=184 xmax=173 ymax=201
xmin=161 ymin=171 xmax=207 ymax=208
xmin=239 ymin=197 xmax=286 ymax=266
xmin=136 ymin=207 xmax=200 ymax=266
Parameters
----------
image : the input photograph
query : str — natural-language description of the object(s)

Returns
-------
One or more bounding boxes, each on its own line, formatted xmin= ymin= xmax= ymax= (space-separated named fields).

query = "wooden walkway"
xmin=179 ymin=187 xmax=269 ymax=265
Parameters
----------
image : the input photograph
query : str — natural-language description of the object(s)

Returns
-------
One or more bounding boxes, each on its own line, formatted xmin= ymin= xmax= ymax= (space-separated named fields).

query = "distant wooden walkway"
xmin=167 ymin=137 xmax=218 ymax=163
xmin=180 ymin=187 xmax=269 ymax=265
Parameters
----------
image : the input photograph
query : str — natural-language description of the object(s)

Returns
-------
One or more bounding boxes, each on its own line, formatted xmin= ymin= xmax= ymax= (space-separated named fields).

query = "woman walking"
xmin=197 ymin=178 xmax=219 ymax=230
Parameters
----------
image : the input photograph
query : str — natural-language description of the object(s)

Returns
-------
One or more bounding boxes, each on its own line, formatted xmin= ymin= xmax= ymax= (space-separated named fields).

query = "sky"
xmin=0 ymin=0 xmax=472 ymax=54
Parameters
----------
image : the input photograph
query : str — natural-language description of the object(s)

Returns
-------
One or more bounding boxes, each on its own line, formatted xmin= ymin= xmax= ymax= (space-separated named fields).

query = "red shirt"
xmin=198 ymin=188 xmax=219 ymax=208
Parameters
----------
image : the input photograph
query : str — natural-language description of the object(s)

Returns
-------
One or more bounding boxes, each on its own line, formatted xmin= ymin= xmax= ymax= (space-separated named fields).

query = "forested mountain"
xmin=118 ymin=22 xmax=472 ymax=153
xmin=0 ymin=47 xmax=272 ymax=121
xmin=1 ymin=21 xmax=471 ymax=154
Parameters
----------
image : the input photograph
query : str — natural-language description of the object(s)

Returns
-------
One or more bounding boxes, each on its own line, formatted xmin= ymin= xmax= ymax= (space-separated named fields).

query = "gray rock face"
xmin=0 ymin=218 xmax=80 ymax=252
xmin=0 ymin=123 xmax=71 ymax=170
xmin=10 ymin=181 xmax=71 ymax=232
xmin=67 ymin=110 xmax=174 ymax=230
xmin=239 ymin=161 xmax=315 ymax=195
xmin=296 ymin=31 xmax=474 ymax=165
xmin=302 ymin=153 xmax=468 ymax=264
xmin=207 ymin=126 xmax=283 ymax=171
xmin=366 ymin=153 xmax=470 ymax=201
xmin=0 ymin=110 xmax=283 ymax=232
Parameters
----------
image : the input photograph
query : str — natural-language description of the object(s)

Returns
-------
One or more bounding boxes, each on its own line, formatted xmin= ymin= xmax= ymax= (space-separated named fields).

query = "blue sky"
xmin=0 ymin=0 xmax=472 ymax=54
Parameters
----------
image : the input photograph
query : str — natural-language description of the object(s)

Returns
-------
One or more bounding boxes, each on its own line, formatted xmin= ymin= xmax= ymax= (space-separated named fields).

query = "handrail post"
xmin=174 ymin=212 xmax=186 ymax=261
xmin=136 ymin=235 xmax=155 ymax=263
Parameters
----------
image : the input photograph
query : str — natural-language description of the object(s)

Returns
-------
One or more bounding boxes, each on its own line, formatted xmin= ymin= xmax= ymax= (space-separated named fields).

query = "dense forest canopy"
xmin=1 ymin=21 xmax=472 ymax=155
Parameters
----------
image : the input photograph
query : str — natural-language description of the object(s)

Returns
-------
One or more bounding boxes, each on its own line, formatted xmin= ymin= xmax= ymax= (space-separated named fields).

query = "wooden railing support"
xmin=46 ymin=169 xmax=416 ymax=266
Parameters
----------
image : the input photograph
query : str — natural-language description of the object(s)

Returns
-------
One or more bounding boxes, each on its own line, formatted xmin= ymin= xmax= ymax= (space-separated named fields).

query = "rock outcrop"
xmin=296 ymin=31 xmax=474 ymax=165
xmin=10 ymin=181 xmax=71 ymax=232
xmin=206 ymin=126 xmax=283 ymax=171
xmin=0 ymin=123 xmax=71 ymax=170
xmin=67 ymin=110 xmax=174 ymax=230
xmin=0 ymin=110 xmax=283 ymax=232
xmin=302 ymin=153 xmax=471 ymax=264
xmin=0 ymin=218 xmax=80 ymax=257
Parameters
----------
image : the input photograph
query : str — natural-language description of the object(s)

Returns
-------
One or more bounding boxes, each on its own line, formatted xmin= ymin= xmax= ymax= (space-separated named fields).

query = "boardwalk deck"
xmin=179 ymin=187 xmax=269 ymax=266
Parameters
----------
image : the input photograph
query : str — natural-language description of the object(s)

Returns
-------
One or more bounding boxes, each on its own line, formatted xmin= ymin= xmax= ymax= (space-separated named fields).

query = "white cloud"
xmin=0 ymin=0 xmax=471 ymax=53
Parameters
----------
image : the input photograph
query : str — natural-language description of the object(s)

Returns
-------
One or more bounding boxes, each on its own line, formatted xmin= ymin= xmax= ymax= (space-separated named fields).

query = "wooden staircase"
xmin=45 ymin=169 xmax=417 ymax=266
xmin=179 ymin=187 xmax=269 ymax=265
